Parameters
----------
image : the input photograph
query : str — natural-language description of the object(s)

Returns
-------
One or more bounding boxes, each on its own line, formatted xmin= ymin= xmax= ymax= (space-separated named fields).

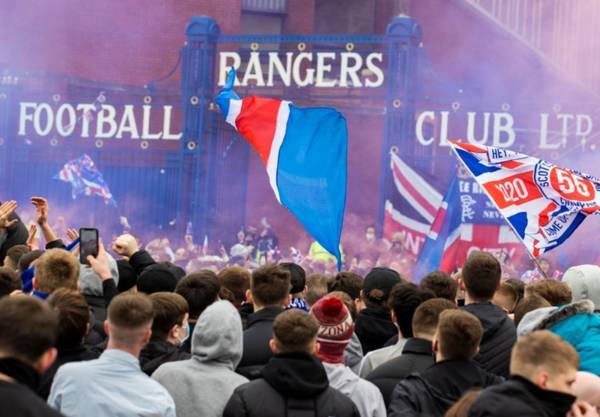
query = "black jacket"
xmin=0 ymin=212 xmax=28 ymax=265
xmin=0 ymin=358 xmax=65 ymax=417
xmin=355 ymin=307 xmax=397 ymax=354
xmin=38 ymin=345 xmax=99 ymax=400
xmin=468 ymin=376 xmax=576 ymax=417
xmin=388 ymin=360 xmax=503 ymax=417
xmin=462 ymin=303 xmax=516 ymax=378
xmin=224 ymin=352 xmax=359 ymax=417
xmin=366 ymin=338 xmax=434 ymax=407
xmin=129 ymin=249 xmax=157 ymax=276
xmin=236 ymin=306 xmax=284 ymax=379
xmin=139 ymin=339 xmax=191 ymax=376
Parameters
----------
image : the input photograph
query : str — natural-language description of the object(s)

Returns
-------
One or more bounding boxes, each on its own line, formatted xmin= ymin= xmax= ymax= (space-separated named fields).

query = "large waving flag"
xmin=55 ymin=154 xmax=116 ymax=206
xmin=216 ymin=68 xmax=347 ymax=267
xmin=450 ymin=141 xmax=600 ymax=256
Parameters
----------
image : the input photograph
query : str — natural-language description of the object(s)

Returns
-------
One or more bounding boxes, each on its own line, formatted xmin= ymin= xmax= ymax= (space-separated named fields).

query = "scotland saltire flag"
xmin=216 ymin=68 xmax=347 ymax=268
xmin=55 ymin=154 xmax=116 ymax=206
xmin=450 ymin=141 xmax=600 ymax=256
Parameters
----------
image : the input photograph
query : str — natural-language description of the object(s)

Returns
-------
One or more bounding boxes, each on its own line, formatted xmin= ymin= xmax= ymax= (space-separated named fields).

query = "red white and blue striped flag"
xmin=450 ymin=141 xmax=600 ymax=257
xmin=216 ymin=68 xmax=348 ymax=268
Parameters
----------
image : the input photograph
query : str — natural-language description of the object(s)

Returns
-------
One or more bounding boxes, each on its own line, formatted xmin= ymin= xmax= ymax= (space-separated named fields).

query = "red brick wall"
xmin=284 ymin=0 xmax=315 ymax=34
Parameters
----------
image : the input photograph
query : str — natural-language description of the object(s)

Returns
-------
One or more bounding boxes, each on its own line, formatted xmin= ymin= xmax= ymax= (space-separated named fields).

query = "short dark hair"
xmin=280 ymin=262 xmax=306 ymax=294
xmin=462 ymin=251 xmax=501 ymax=301
xmin=218 ymin=267 xmax=250 ymax=307
xmin=437 ymin=310 xmax=482 ymax=361
xmin=0 ymin=267 xmax=21 ymax=298
xmin=175 ymin=270 xmax=220 ymax=320
xmin=251 ymin=264 xmax=291 ymax=307
xmin=389 ymin=283 xmax=435 ymax=338
xmin=412 ymin=298 xmax=458 ymax=337
xmin=273 ymin=309 xmax=319 ymax=353
xmin=18 ymin=249 xmax=44 ymax=273
xmin=149 ymin=292 xmax=188 ymax=341
xmin=505 ymin=278 xmax=525 ymax=304
xmin=513 ymin=294 xmax=551 ymax=327
xmin=107 ymin=292 xmax=154 ymax=329
xmin=526 ymin=280 xmax=572 ymax=306
xmin=305 ymin=273 xmax=329 ymax=307
xmin=420 ymin=271 xmax=457 ymax=302
xmin=328 ymin=272 xmax=363 ymax=300
xmin=494 ymin=282 xmax=519 ymax=312
xmin=48 ymin=289 xmax=90 ymax=351
xmin=5 ymin=244 xmax=29 ymax=269
xmin=0 ymin=296 xmax=58 ymax=363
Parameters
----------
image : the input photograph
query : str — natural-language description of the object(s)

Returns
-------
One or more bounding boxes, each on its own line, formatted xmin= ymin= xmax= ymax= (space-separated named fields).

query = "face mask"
xmin=366 ymin=233 xmax=375 ymax=242
xmin=178 ymin=320 xmax=190 ymax=345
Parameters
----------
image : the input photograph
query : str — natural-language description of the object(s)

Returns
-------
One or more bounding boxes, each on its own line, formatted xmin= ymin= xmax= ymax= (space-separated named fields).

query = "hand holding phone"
xmin=80 ymin=228 xmax=99 ymax=265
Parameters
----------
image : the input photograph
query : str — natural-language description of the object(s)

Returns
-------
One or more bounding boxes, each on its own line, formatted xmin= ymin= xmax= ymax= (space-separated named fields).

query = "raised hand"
xmin=0 ymin=200 xmax=18 ymax=229
xmin=66 ymin=228 xmax=79 ymax=242
xmin=87 ymin=242 xmax=113 ymax=280
xmin=112 ymin=233 xmax=139 ymax=258
xmin=30 ymin=197 xmax=49 ymax=226
xmin=26 ymin=224 xmax=39 ymax=251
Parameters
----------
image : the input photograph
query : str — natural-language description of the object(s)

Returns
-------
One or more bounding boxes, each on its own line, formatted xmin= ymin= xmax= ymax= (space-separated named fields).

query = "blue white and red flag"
xmin=55 ymin=154 xmax=116 ymax=206
xmin=450 ymin=141 xmax=600 ymax=257
xmin=216 ymin=68 xmax=347 ymax=268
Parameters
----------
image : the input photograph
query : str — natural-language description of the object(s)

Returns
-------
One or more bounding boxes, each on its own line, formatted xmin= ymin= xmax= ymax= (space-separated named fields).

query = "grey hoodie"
xmin=152 ymin=300 xmax=248 ymax=417
xmin=563 ymin=265 xmax=600 ymax=309
xmin=323 ymin=362 xmax=386 ymax=417
xmin=344 ymin=332 xmax=364 ymax=374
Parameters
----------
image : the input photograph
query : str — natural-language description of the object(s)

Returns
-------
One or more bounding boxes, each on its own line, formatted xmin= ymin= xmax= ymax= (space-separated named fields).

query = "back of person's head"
xmin=271 ymin=309 xmax=319 ymax=354
xmin=328 ymin=271 xmax=363 ymax=300
xmin=137 ymin=263 xmax=178 ymax=294
xmin=5 ymin=244 xmax=29 ymax=271
xmin=363 ymin=267 xmax=402 ymax=309
xmin=388 ymin=282 xmax=435 ymax=338
xmin=0 ymin=296 xmax=58 ymax=371
xmin=420 ymin=271 xmax=457 ymax=302
xmin=412 ymin=298 xmax=458 ymax=340
xmin=562 ymin=265 xmax=600 ymax=309
xmin=47 ymin=289 xmax=89 ymax=352
xmin=149 ymin=292 xmax=188 ymax=343
xmin=0 ymin=267 xmax=21 ymax=298
xmin=175 ymin=270 xmax=220 ymax=321
xmin=511 ymin=330 xmax=579 ymax=394
xmin=505 ymin=278 xmax=525 ymax=304
xmin=435 ymin=310 xmax=482 ymax=361
xmin=513 ymin=294 xmax=552 ymax=327
xmin=526 ymin=280 xmax=572 ymax=306
xmin=310 ymin=295 xmax=354 ymax=363
xmin=305 ymin=273 xmax=329 ymax=307
xmin=218 ymin=266 xmax=250 ymax=307
xmin=492 ymin=282 xmax=519 ymax=313
xmin=106 ymin=292 xmax=154 ymax=347
xmin=250 ymin=264 xmax=291 ymax=308
xmin=280 ymin=262 xmax=306 ymax=295
xmin=17 ymin=249 xmax=44 ymax=273
xmin=444 ymin=389 xmax=481 ymax=417
xmin=328 ymin=290 xmax=357 ymax=320
xmin=34 ymin=249 xmax=79 ymax=295
xmin=461 ymin=251 xmax=501 ymax=301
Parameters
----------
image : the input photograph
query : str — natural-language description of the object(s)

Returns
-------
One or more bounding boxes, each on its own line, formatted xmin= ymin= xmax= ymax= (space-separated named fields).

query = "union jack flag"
xmin=55 ymin=154 xmax=116 ymax=206
xmin=450 ymin=141 xmax=600 ymax=257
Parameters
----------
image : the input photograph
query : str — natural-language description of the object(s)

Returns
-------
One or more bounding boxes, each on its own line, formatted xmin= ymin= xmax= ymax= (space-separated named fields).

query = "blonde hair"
xmin=510 ymin=330 xmax=578 ymax=378
xmin=35 ymin=249 xmax=79 ymax=294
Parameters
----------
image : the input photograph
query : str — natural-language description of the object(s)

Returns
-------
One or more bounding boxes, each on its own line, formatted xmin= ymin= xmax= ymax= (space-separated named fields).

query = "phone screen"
xmin=80 ymin=228 xmax=99 ymax=264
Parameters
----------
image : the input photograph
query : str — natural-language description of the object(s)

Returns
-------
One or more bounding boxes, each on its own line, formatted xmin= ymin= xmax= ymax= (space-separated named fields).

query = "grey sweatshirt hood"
xmin=79 ymin=253 xmax=119 ymax=296
xmin=563 ymin=265 xmax=600 ymax=309
xmin=191 ymin=300 xmax=243 ymax=369
xmin=344 ymin=332 xmax=363 ymax=374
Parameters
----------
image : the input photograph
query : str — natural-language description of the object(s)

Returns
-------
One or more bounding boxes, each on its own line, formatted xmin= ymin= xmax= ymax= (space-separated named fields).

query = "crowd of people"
xmin=0 ymin=196 xmax=599 ymax=417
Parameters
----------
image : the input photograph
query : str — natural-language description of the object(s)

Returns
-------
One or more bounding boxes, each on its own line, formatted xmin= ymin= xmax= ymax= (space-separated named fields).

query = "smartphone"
xmin=79 ymin=228 xmax=99 ymax=265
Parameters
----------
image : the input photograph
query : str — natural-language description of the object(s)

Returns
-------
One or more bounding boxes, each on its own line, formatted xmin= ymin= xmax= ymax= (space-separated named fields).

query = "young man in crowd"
xmin=0 ymin=266 xmax=21 ymax=297
xmin=388 ymin=310 xmax=502 ymax=417
xmin=469 ymin=330 xmax=598 ymax=417
xmin=311 ymin=295 xmax=386 ymax=417
xmin=38 ymin=289 xmax=99 ymax=399
xmin=366 ymin=298 xmax=457 ymax=407
xmin=419 ymin=271 xmax=458 ymax=302
xmin=359 ymin=282 xmax=434 ymax=377
xmin=355 ymin=267 xmax=402 ymax=354
xmin=492 ymin=282 xmax=519 ymax=314
xmin=153 ymin=300 xmax=249 ymax=417
xmin=0 ymin=296 xmax=63 ymax=417
xmin=175 ymin=270 xmax=220 ymax=353
xmin=236 ymin=264 xmax=291 ymax=379
xmin=281 ymin=262 xmax=309 ymax=311
xmin=4 ymin=244 xmax=29 ymax=272
xmin=305 ymin=273 xmax=329 ymax=307
xmin=48 ymin=293 xmax=176 ymax=417
xmin=461 ymin=251 xmax=516 ymax=377
xmin=224 ymin=309 xmax=360 ymax=417
xmin=139 ymin=292 xmax=191 ymax=375
xmin=32 ymin=249 xmax=80 ymax=299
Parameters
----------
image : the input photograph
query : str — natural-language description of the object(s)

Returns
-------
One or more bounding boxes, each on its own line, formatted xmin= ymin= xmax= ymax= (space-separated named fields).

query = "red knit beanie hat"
xmin=310 ymin=295 xmax=354 ymax=364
